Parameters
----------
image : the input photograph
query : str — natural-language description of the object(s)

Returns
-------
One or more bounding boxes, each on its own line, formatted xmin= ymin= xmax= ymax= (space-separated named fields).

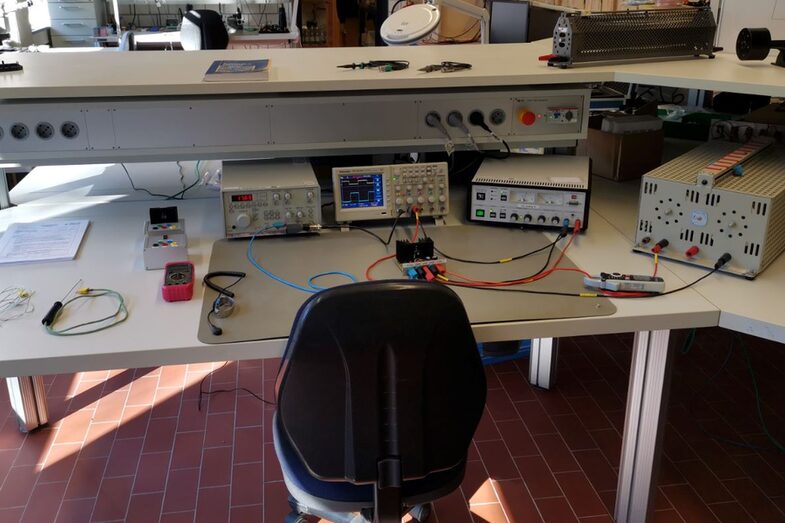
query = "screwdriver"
xmin=42 ymin=279 xmax=82 ymax=326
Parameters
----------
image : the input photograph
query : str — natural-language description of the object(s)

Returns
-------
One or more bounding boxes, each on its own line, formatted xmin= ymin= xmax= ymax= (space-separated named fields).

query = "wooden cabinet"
xmin=299 ymin=0 xmax=341 ymax=46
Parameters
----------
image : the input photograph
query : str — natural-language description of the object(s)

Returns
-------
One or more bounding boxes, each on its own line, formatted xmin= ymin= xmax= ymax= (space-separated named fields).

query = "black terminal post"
xmin=737 ymin=28 xmax=785 ymax=68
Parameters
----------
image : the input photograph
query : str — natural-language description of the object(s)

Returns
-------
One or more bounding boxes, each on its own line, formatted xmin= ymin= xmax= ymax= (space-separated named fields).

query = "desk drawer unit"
xmin=47 ymin=0 xmax=102 ymax=47
xmin=50 ymin=19 xmax=95 ymax=37
xmin=51 ymin=35 xmax=94 ymax=47
xmin=49 ymin=2 xmax=98 ymax=19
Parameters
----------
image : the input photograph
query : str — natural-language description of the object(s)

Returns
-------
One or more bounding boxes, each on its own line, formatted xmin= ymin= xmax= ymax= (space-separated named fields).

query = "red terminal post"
xmin=539 ymin=54 xmax=558 ymax=62
xmin=685 ymin=246 xmax=700 ymax=258
xmin=435 ymin=263 xmax=447 ymax=274
xmin=421 ymin=266 xmax=435 ymax=281
xmin=652 ymin=239 xmax=669 ymax=254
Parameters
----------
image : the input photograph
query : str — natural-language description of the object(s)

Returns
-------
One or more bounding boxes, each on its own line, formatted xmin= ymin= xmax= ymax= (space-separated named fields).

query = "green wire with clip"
xmin=44 ymin=287 xmax=128 ymax=336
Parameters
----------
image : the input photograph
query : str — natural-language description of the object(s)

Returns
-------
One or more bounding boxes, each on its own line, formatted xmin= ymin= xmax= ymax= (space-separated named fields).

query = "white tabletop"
xmin=2 ymin=40 xmax=785 ymax=100
xmin=591 ymin=175 xmax=785 ymax=344
xmin=0 ymin=164 xmax=718 ymax=377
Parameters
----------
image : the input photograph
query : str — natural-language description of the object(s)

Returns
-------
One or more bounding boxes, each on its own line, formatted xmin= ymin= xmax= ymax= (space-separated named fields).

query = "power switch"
xmin=518 ymin=110 xmax=536 ymax=126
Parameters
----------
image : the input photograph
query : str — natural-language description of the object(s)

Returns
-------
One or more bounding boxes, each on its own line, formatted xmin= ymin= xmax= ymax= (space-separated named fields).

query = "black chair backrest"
xmin=276 ymin=281 xmax=486 ymax=484
xmin=183 ymin=9 xmax=229 ymax=49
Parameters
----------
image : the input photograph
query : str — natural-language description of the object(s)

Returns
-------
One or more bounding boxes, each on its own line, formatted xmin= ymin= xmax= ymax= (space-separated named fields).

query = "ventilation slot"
xmin=686 ymin=189 xmax=700 ymax=203
xmin=644 ymin=182 xmax=658 ymax=195
xmin=705 ymin=193 xmax=721 ymax=207
xmin=680 ymin=229 xmax=695 ymax=242
xmin=744 ymin=242 xmax=762 ymax=257
xmin=698 ymin=232 xmax=714 ymax=246
xmin=752 ymin=201 xmax=769 ymax=216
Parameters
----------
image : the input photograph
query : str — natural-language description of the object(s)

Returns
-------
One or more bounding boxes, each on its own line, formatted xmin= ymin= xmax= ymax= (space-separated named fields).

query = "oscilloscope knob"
xmin=406 ymin=197 xmax=414 ymax=205
xmin=306 ymin=191 xmax=314 ymax=201
xmin=272 ymin=193 xmax=281 ymax=201
xmin=235 ymin=213 xmax=251 ymax=228
xmin=285 ymin=211 xmax=292 ymax=219
xmin=296 ymin=211 xmax=304 ymax=218
xmin=284 ymin=192 xmax=292 ymax=201
xmin=438 ymin=195 xmax=446 ymax=202
xmin=417 ymin=196 xmax=425 ymax=204
xmin=428 ymin=196 xmax=436 ymax=203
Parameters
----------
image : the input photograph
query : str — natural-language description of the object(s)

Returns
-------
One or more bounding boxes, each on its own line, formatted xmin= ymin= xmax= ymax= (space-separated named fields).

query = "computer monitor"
xmin=489 ymin=0 xmax=530 ymax=44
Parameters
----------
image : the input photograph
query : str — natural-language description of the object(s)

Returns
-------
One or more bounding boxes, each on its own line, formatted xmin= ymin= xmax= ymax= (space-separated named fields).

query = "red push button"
xmin=518 ymin=110 xmax=536 ymax=126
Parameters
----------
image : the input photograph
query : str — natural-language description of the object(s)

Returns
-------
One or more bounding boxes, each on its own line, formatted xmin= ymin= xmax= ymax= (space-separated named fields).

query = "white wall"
xmin=714 ymin=0 xmax=785 ymax=52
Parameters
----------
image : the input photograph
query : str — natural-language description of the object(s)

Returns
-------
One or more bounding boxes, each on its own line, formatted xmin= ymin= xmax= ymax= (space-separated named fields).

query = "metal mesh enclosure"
xmin=552 ymin=8 xmax=717 ymax=66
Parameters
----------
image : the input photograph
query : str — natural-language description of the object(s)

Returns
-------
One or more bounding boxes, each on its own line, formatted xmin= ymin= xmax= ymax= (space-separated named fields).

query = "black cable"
xmin=483 ymin=138 xmax=511 ymax=160
xmin=421 ymin=221 xmax=563 ymax=265
xmin=390 ymin=0 xmax=408 ymax=13
xmin=616 ymin=268 xmax=719 ymax=298
xmin=121 ymin=163 xmax=200 ymax=200
xmin=322 ymin=210 xmax=405 ymax=247
xmin=442 ymin=266 xmax=720 ymax=299
xmin=449 ymin=153 xmax=484 ymax=179
xmin=197 ymin=362 xmax=276 ymax=411
xmin=130 ymin=4 xmax=137 ymax=27
xmin=121 ymin=163 xmax=178 ymax=199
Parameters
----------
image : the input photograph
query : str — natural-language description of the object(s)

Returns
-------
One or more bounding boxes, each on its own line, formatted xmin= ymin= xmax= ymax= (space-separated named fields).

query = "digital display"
xmin=339 ymin=173 xmax=384 ymax=209
xmin=232 ymin=194 xmax=254 ymax=202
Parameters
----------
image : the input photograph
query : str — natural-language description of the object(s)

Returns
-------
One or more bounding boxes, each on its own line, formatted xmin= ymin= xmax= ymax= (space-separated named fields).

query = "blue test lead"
xmin=42 ymin=279 xmax=82 ymax=326
xmin=246 ymin=227 xmax=357 ymax=294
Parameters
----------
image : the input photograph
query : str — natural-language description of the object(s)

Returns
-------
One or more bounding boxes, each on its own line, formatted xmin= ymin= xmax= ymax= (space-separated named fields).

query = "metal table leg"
xmin=528 ymin=337 xmax=559 ymax=390
xmin=615 ymin=330 xmax=673 ymax=523
xmin=0 ymin=168 xmax=10 ymax=209
xmin=6 ymin=377 xmax=49 ymax=433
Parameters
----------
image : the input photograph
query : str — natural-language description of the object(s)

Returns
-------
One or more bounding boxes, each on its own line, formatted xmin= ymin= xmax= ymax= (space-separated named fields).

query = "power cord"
xmin=197 ymin=362 xmax=276 ymax=412
xmin=322 ymin=209 xmax=405 ymax=247
xmin=468 ymin=111 xmax=511 ymax=159
xmin=684 ymin=331 xmax=785 ymax=454
xmin=424 ymin=112 xmax=455 ymax=157
xmin=121 ymin=162 xmax=201 ymax=200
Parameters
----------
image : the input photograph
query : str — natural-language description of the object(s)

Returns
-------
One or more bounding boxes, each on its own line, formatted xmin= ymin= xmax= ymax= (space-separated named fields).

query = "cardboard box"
xmin=586 ymin=123 xmax=664 ymax=181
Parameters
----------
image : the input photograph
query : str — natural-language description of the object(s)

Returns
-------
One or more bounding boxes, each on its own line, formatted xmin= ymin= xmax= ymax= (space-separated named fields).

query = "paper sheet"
xmin=0 ymin=219 xmax=89 ymax=264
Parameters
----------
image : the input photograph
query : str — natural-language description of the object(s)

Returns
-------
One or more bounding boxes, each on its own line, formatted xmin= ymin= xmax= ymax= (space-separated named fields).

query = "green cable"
xmin=45 ymin=288 xmax=128 ymax=336
xmin=681 ymin=328 xmax=697 ymax=354
xmin=738 ymin=334 xmax=785 ymax=454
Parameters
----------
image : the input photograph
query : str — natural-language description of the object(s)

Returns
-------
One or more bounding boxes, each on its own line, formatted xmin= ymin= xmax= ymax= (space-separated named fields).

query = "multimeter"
xmin=162 ymin=261 xmax=195 ymax=302
xmin=583 ymin=273 xmax=665 ymax=293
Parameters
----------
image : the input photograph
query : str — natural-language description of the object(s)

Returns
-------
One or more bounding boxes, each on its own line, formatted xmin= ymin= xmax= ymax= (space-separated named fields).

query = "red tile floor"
xmin=0 ymin=328 xmax=784 ymax=522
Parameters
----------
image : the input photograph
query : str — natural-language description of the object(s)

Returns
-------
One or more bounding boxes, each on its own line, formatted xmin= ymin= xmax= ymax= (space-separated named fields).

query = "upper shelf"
xmin=1 ymin=39 xmax=784 ymax=100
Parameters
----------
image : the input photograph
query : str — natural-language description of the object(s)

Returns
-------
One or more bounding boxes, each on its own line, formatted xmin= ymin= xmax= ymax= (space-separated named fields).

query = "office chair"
xmin=181 ymin=9 xmax=229 ymax=50
xmin=274 ymin=280 xmax=487 ymax=523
